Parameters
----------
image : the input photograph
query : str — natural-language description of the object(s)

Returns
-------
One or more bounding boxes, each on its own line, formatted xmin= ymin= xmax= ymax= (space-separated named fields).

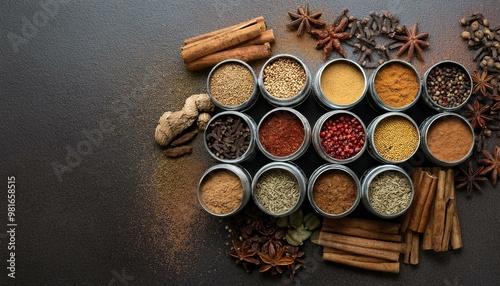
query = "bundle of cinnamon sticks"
xmin=314 ymin=217 xmax=404 ymax=273
xmin=180 ymin=17 xmax=275 ymax=71
xmin=400 ymin=167 xmax=463 ymax=265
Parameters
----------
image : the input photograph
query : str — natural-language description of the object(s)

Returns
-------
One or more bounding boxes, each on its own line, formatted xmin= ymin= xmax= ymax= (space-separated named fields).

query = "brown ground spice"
xmin=313 ymin=170 xmax=357 ymax=214
xmin=200 ymin=169 xmax=243 ymax=214
xmin=427 ymin=116 xmax=473 ymax=162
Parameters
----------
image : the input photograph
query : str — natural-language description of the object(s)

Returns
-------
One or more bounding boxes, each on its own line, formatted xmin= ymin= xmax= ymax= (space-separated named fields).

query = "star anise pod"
xmin=310 ymin=17 xmax=352 ymax=60
xmin=229 ymin=239 xmax=260 ymax=272
xmin=258 ymin=241 xmax=294 ymax=275
xmin=471 ymin=70 xmax=494 ymax=96
xmin=393 ymin=22 xmax=430 ymax=62
xmin=284 ymin=245 xmax=305 ymax=280
xmin=478 ymin=146 xmax=500 ymax=186
xmin=490 ymin=94 xmax=500 ymax=112
xmin=287 ymin=3 xmax=325 ymax=36
xmin=456 ymin=161 xmax=488 ymax=196
xmin=463 ymin=99 xmax=492 ymax=129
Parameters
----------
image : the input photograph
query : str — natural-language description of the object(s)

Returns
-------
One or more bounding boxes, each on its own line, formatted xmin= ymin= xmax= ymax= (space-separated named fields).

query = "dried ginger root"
xmin=196 ymin=113 xmax=212 ymax=130
xmin=155 ymin=93 xmax=214 ymax=146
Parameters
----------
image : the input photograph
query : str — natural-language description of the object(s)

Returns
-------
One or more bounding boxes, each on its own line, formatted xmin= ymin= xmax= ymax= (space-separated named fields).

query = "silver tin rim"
xmin=258 ymin=54 xmax=311 ymax=107
xmin=207 ymin=59 xmax=259 ymax=112
xmin=419 ymin=112 xmax=475 ymax=166
xmin=368 ymin=59 xmax=422 ymax=112
xmin=251 ymin=161 xmax=307 ymax=217
xmin=366 ymin=111 xmax=421 ymax=164
xmin=256 ymin=107 xmax=311 ymax=161
xmin=204 ymin=111 xmax=257 ymax=163
xmin=197 ymin=164 xmax=252 ymax=217
xmin=314 ymin=58 xmax=368 ymax=110
xmin=312 ymin=110 xmax=367 ymax=164
xmin=307 ymin=164 xmax=361 ymax=218
xmin=421 ymin=60 xmax=473 ymax=112
xmin=360 ymin=164 xmax=414 ymax=219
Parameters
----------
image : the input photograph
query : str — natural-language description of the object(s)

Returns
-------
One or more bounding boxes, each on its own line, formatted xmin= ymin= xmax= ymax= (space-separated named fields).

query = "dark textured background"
xmin=1 ymin=0 xmax=499 ymax=285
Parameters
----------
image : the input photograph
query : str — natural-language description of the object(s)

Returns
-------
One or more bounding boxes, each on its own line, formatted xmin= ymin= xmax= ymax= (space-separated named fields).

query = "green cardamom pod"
xmin=309 ymin=229 xmax=320 ymax=244
xmin=295 ymin=224 xmax=312 ymax=241
xmin=276 ymin=216 xmax=289 ymax=228
xmin=285 ymin=230 xmax=303 ymax=246
xmin=288 ymin=209 xmax=303 ymax=229
xmin=303 ymin=212 xmax=321 ymax=231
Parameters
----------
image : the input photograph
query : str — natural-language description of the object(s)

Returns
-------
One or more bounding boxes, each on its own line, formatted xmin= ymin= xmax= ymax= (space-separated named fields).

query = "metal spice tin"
xmin=419 ymin=112 xmax=475 ymax=166
xmin=207 ymin=59 xmax=259 ymax=112
xmin=312 ymin=110 xmax=367 ymax=164
xmin=258 ymin=54 xmax=311 ymax=107
xmin=421 ymin=60 xmax=472 ymax=113
xmin=307 ymin=164 xmax=361 ymax=219
xmin=366 ymin=112 xmax=421 ymax=164
xmin=256 ymin=107 xmax=311 ymax=161
xmin=251 ymin=162 xmax=307 ymax=217
xmin=367 ymin=59 xmax=422 ymax=112
xmin=360 ymin=165 xmax=414 ymax=219
xmin=313 ymin=58 xmax=368 ymax=110
xmin=204 ymin=111 xmax=257 ymax=163
xmin=197 ymin=164 xmax=252 ymax=217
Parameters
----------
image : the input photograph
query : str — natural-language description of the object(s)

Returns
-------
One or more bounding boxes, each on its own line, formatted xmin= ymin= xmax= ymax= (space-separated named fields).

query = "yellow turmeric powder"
xmin=374 ymin=62 xmax=419 ymax=108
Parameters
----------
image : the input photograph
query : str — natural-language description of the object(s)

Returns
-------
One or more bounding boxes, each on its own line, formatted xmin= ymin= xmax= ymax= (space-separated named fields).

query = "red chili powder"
xmin=259 ymin=111 xmax=305 ymax=157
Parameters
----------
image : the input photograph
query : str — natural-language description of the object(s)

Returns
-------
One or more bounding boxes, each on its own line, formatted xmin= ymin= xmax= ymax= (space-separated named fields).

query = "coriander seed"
xmin=263 ymin=58 xmax=306 ymax=99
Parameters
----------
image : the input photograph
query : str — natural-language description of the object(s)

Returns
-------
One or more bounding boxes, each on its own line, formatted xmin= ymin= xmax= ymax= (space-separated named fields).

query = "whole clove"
xmin=206 ymin=115 xmax=251 ymax=160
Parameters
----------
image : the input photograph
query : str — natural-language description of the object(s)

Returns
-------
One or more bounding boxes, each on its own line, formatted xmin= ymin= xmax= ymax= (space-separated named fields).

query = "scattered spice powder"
xmin=374 ymin=116 xmax=419 ymax=162
xmin=320 ymin=61 xmax=365 ymax=105
xmin=259 ymin=111 xmax=305 ymax=157
xmin=427 ymin=116 xmax=473 ymax=162
xmin=374 ymin=62 xmax=419 ymax=108
xmin=313 ymin=170 xmax=357 ymax=214
xmin=200 ymin=169 xmax=243 ymax=214
xmin=369 ymin=170 xmax=412 ymax=215
xmin=263 ymin=58 xmax=306 ymax=99
xmin=255 ymin=168 xmax=299 ymax=214
xmin=209 ymin=63 xmax=255 ymax=106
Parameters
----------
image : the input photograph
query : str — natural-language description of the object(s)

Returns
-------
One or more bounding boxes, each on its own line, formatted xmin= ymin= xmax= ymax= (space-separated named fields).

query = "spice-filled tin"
xmin=252 ymin=162 xmax=307 ymax=217
xmin=360 ymin=165 xmax=414 ymax=219
xmin=256 ymin=107 xmax=311 ymax=161
xmin=312 ymin=110 xmax=367 ymax=164
xmin=420 ymin=112 xmax=474 ymax=166
xmin=366 ymin=112 xmax=420 ymax=164
xmin=207 ymin=59 xmax=259 ymax=112
xmin=204 ymin=111 xmax=257 ymax=163
xmin=313 ymin=58 xmax=367 ymax=110
xmin=307 ymin=164 xmax=361 ymax=218
xmin=258 ymin=54 xmax=311 ymax=107
xmin=421 ymin=60 xmax=472 ymax=112
xmin=197 ymin=164 xmax=252 ymax=217
xmin=368 ymin=59 xmax=421 ymax=112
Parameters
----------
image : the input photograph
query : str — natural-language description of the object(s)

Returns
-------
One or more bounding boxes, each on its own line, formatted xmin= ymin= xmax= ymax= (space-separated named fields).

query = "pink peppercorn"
xmin=319 ymin=114 xmax=365 ymax=160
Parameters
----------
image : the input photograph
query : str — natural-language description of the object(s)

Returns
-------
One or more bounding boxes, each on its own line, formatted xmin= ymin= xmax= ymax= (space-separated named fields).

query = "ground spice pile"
xmin=427 ymin=116 xmax=474 ymax=162
xmin=259 ymin=111 xmax=305 ymax=157
xmin=374 ymin=62 xmax=419 ymax=108
xmin=313 ymin=170 xmax=357 ymax=214
xmin=320 ymin=61 xmax=365 ymax=105
xmin=200 ymin=169 xmax=243 ymax=214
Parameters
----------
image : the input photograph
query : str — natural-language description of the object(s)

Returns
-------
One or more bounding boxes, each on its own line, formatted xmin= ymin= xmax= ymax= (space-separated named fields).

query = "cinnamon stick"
xmin=185 ymin=43 xmax=272 ymax=72
xmin=238 ymin=29 xmax=275 ymax=47
xmin=181 ymin=22 xmax=264 ymax=63
xmin=410 ymin=231 xmax=419 ymax=265
xmin=451 ymin=213 xmax=463 ymax=249
xmin=440 ymin=169 xmax=456 ymax=251
xmin=320 ymin=241 xmax=400 ymax=262
xmin=322 ymin=223 xmax=402 ymax=242
xmin=409 ymin=171 xmax=436 ymax=232
xmin=324 ymin=217 xmax=401 ymax=235
xmin=401 ymin=168 xmax=423 ymax=233
xmin=432 ymin=170 xmax=447 ymax=251
xmin=323 ymin=248 xmax=388 ymax=263
xmin=183 ymin=16 xmax=265 ymax=45
xmin=422 ymin=202 xmax=434 ymax=251
xmin=416 ymin=175 xmax=438 ymax=233
xmin=323 ymin=252 xmax=400 ymax=273
xmin=318 ymin=232 xmax=405 ymax=253
xmin=403 ymin=230 xmax=412 ymax=264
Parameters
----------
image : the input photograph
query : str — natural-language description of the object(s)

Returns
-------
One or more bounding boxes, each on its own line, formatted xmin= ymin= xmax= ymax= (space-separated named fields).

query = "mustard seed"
xmin=373 ymin=116 xmax=419 ymax=162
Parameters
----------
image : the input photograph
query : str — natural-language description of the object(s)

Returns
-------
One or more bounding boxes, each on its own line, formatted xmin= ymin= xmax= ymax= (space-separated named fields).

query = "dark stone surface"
xmin=1 ymin=1 xmax=499 ymax=285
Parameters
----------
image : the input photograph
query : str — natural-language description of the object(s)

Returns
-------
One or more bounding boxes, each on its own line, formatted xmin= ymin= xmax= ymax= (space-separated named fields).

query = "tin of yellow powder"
xmin=320 ymin=61 xmax=365 ymax=105
xmin=374 ymin=62 xmax=419 ymax=108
